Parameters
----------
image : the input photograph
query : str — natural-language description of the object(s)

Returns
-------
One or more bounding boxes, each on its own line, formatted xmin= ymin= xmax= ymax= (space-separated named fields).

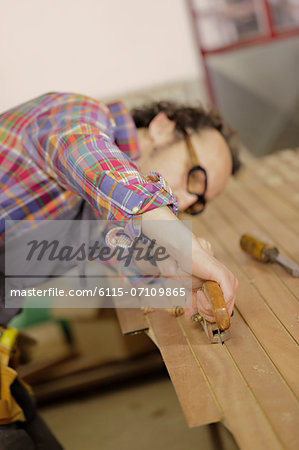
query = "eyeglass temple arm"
xmin=183 ymin=130 xmax=198 ymax=166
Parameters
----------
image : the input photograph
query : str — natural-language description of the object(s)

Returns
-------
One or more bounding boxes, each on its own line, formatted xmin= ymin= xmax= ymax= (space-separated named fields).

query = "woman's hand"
xmin=156 ymin=236 xmax=237 ymax=322
xmin=142 ymin=206 xmax=238 ymax=322
xmin=187 ymin=240 xmax=238 ymax=321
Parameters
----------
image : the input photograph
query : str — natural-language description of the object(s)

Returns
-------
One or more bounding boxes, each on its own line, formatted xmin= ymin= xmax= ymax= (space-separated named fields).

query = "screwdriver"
xmin=240 ymin=233 xmax=299 ymax=277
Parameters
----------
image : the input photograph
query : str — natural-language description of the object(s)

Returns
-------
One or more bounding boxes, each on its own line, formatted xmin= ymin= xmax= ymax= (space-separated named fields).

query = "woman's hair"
xmin=131 ymin=101 xmax=241 ymax=174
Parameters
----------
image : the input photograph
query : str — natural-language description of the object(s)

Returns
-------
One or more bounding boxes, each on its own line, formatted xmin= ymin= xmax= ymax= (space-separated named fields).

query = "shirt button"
xmin=132 ymin=206 xmax=139 ymax=213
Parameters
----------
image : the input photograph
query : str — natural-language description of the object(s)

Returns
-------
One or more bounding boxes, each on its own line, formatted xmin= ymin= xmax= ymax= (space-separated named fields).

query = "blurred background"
xmin=1 ymin=0 xmax=299 ymax=156
xmin=1 ymin=1 xmax=298 ymax=449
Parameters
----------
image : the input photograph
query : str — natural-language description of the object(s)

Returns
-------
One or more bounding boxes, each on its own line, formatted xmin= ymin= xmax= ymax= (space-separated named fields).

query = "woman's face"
xmin=146 ymin=129 xmax=232 ymax=213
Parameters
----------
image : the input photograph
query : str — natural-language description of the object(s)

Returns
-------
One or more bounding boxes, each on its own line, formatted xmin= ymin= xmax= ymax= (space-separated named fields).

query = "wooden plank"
xmin=115 ymin=308 xmax=148 ymax=335
xmin=192 ymin=214 xmax=299 ymax=398
xmin=245 ymin=150 xmax=299 ymax=198
xmin=113 ymin=152 xmax=299 ymax=449
xmin=269 ymin=265 xmax=299 ymax=300
xmin=147 ymin=310 xmax=222 ymax=427
xmin=236 ymin=167 xmax=299 ymax=237
xmin=178 ymin=316 xmax=283 ymax=450
xmin=225 ymin=178 xmax=299 ymax=264
xmin=198 ymin=204 xmax=299 ymax=343
xmin=226 ymin=310 xmax=299 ymax=450
xmin=211 ymin=190 xmax=299 ymax=300
xmin=268 ymin=150 xmax=299 ymax=180
xmin=252 ymin=153 xmax=299 ymax=209
xmin=250 ymin=272 xmax=299 ymax=343
xmin=247 ymin=159 xmax=299 ymax=212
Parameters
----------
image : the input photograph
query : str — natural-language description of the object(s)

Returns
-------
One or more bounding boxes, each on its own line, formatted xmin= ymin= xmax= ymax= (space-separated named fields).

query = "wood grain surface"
xmin=116 ymin=149 xmax=299 ymax=450
xmin=116 ymin=308 xmax=148 ymax=335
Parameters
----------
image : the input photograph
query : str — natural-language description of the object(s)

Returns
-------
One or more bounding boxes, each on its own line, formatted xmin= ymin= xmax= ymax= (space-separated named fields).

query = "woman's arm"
xmin=142 ymin=206 xmax=238 ymax=321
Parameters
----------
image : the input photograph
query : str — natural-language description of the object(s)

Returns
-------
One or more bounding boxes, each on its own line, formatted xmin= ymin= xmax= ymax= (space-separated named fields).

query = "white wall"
xmin=0 ymin=0 xmax=201 ymax=112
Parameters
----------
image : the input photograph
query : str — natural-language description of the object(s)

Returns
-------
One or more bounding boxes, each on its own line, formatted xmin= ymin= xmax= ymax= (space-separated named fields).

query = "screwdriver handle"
xmin=240 ymin=234 xmax=279 ymax=262
xmin=202 ymin=281 xmax=230 ymax=331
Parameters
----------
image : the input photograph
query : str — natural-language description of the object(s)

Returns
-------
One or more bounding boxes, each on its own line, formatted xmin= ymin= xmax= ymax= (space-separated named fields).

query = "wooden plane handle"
xmin=202 ymin=281 xmax=230 ymax=331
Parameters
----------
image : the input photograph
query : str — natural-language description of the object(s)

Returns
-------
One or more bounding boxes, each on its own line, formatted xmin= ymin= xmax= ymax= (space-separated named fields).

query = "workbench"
xmin=116 ymin=149 xmax=299 ymax=450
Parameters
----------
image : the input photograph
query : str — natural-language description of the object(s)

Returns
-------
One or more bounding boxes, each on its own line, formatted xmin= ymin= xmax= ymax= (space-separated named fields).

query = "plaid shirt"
xmin=0 ymin=93 xmax=177 ymax=246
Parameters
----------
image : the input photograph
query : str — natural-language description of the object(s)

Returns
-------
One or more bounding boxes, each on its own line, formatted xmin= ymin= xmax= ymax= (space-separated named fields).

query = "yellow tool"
xmin=0 ymin=327 xmax=27 ymax=424
xmin=240 ymin=233 xmax=299 ymax=277
xmin=192 ymin=281 xmax=231 ymax=344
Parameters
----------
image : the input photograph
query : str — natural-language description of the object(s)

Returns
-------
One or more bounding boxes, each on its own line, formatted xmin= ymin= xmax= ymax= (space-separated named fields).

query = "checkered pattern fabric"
xmin=0 ymin=92 xmax=177 ymax=245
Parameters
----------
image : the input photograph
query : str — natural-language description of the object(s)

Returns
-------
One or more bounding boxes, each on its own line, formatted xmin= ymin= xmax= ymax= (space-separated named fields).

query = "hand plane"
xmin=240 ymin=233 xmax=299 ymax=277
xmin=192 ymin=281 xmax=231 ymax=344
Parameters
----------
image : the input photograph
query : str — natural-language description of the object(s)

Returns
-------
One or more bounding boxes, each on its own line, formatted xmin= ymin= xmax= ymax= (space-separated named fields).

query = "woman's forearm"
xmin=142 ymin=206 xmax=238 ymax=317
